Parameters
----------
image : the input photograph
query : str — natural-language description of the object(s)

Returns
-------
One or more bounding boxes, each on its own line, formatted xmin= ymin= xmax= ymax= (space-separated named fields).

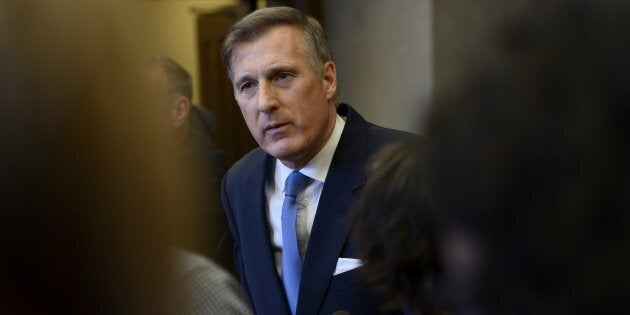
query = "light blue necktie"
xmin=281 ymin=170 xmax=311 ymax=315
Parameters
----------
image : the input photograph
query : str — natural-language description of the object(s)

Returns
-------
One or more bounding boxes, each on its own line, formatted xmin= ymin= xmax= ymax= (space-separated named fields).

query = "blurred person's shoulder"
xmin=172 ymin=249 xmax=252 ymax=315
xmin=173 ymin=249 xmax=237 ymax=287
xmin=366 ymin=123 xmax=422 ymax=155
xmin=339 ymin=103 xmax=422 ymax=155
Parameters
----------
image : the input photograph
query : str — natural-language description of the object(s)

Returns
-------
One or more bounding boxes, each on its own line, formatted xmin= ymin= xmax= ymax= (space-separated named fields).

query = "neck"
xmin=279 ymin=158 xmax=310 ymax=171
xmin=279 ymin=113 xmax=337 ymax=170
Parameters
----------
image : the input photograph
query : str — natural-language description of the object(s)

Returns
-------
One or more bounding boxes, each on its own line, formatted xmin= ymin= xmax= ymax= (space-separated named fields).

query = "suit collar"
xmin=328 ymin=103 xmax=370 ymax=196
xmin=240 ymin=152 xmax=292 ymax=314
xmin=297 ymin=103 xmax=371 ymax=314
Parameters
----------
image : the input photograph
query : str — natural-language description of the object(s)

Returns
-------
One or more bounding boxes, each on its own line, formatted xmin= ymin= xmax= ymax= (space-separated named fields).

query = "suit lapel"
xmin=240 ymin=154 xmax=291 ymax=315
xmin=297 ymin=105 xmax=369 ymax=314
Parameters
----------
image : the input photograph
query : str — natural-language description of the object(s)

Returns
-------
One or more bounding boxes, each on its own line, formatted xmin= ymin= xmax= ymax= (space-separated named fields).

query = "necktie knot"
xmin=285 ymin=171 xmax=311 ymax=197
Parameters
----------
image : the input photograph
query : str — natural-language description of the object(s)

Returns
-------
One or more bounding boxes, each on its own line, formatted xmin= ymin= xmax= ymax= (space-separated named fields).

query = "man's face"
xmin=230 ymin=25 xmax=337 ymax=168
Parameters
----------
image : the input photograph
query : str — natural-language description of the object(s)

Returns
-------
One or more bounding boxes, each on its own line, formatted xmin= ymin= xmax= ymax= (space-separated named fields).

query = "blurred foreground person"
xmin=352 ymin=141 xmax=440 ymax=315
xmin=0 ymin=1 xmax=202 ymax=314
xmin=427 ymin=1 xmax=630 ymax=314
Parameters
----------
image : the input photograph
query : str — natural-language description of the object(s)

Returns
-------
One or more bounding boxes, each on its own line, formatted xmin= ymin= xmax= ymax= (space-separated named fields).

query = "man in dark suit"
xmin=220 ymin=7 xmax=413 ymax=315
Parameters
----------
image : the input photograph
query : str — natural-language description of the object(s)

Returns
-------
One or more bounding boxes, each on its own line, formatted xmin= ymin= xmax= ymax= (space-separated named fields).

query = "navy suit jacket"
xmin=221 ymin=104 xmax=415 ymax=315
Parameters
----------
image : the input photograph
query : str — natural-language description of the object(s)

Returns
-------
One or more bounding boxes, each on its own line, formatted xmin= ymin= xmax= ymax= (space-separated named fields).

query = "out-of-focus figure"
xmin=427 ymin=0 xmax=630 ymax=314
xmin=351 ymin=141 xmax=440 ymax=315
xmin=146 ymin=54 xmax=232 ymax=271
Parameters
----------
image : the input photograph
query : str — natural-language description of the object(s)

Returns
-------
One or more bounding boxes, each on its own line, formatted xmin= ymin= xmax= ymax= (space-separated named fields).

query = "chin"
xmin=266 ymin=142 xmax=305 ymax=164
xmin=264 ymin=142 xmax=294 ymax=158
xmin=269 ymin=148 xmax=299 ymax=162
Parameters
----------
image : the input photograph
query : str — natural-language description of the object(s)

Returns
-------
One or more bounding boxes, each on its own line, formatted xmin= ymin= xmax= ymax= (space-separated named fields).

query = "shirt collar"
xmin=276 ymin=114 xmax=346 ymax=188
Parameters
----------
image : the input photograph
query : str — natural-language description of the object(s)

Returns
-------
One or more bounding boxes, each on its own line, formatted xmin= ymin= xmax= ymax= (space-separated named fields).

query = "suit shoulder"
xmin=365 ymin=123 xmax=422 ymax=154
xmin=225 ymin=147 xmax=267 ymax=183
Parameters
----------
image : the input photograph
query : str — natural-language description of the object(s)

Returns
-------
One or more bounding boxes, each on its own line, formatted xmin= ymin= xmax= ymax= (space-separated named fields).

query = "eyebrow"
xmin=265 ymin=65 xmax=298 ymax=78
xmin=234 ymin=65 xmax=299 ymax=88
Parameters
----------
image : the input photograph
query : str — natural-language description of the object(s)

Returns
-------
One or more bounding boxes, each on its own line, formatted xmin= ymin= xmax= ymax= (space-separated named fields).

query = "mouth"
xmin=264 ymin=122 xmax=290 ymax=133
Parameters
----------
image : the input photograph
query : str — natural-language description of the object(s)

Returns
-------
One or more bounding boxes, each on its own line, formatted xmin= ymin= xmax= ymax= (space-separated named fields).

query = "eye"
xmin=240 ymin=81 xmax=253 ymax=92
xmin=277 ymin=72 xmax=291 ymax=81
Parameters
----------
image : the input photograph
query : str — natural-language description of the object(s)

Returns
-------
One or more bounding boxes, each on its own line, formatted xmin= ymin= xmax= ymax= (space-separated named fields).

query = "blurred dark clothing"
xmin=181 ymin=105 xmax=227 ymax=190
xmin=179 ymin=105 xmax=234 ymax=273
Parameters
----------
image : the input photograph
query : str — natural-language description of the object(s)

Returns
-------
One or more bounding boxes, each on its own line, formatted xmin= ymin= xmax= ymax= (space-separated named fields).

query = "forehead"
xmin=230 ymin=25 xmax=308 ymax=75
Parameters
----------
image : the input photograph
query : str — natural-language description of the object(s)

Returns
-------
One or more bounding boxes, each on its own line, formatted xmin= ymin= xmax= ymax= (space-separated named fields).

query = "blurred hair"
xmin=0 ymin=1 xmax=200 ymax=314
xmin=148 ymin=54 xmax=194 ymax=100
xmin=427 ymin=0 xmax=630 ymax=314
xmin=221 ymin=6 xmax=333 ymax=82
xmin=352 ymin=141 xmax=439 ymax=313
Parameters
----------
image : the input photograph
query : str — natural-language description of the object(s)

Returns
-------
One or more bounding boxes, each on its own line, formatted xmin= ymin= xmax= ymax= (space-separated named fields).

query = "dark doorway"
xmin=197 ymin=5 xmax=257 ymax=166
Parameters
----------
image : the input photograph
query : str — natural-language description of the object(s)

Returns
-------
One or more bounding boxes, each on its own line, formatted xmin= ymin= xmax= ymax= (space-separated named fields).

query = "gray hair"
xmin=221 ymin=6 xmax=333 ymax=81
xmin=148 ymin=54 xmax=193 ymax=100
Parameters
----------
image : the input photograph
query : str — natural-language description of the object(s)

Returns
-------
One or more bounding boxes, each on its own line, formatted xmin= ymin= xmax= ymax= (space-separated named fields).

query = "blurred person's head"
xmin=146 ymin=54 xmax=222 ymax=258
xmin=427 ymin=1 xmax=630 ymax=314
xmin=0 ymin=1 xmax=200 ymax=314
xmin=221 ymin=7 xmax=338 ymax=170
xmin=147 ymin=54 xmax=194 ymax=137
xmin=352 ymin=141 xmax=440 ymax=314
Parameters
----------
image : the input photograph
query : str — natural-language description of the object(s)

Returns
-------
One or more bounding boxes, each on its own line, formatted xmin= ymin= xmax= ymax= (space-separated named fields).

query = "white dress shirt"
xmin=266 ymin=114 xmax=346 ymax=275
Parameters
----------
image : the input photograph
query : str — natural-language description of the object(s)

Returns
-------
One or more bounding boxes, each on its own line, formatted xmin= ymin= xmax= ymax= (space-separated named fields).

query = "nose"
xmin=257 ymin=81 xmax=278 ymax=113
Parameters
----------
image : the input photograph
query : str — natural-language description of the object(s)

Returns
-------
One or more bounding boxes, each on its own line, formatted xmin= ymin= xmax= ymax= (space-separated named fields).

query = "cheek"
xmin=300 ymin=102 xmax=329 ymax=131
xmin=239 ymin=105 xmax=260 ymax=134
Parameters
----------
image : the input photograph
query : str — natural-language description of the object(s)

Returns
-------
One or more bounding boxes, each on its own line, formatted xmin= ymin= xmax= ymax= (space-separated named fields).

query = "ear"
xmin=322 ymin=61 xmax=337 ymax=101
xmin=172 ymin=96 xmax=191 ymax=128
